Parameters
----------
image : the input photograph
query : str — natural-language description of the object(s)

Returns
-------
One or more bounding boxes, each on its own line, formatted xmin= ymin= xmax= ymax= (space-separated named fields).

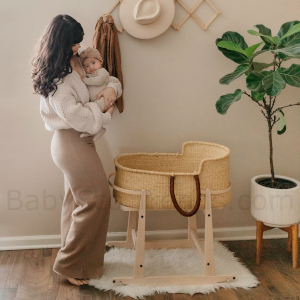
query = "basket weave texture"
xmin=113 ymin=141 xmax=231 ymax=209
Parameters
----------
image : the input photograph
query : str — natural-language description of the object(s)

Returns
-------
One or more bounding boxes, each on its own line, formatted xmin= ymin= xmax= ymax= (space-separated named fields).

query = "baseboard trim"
xmin=0 ymin=225 xmax=293 ymax=251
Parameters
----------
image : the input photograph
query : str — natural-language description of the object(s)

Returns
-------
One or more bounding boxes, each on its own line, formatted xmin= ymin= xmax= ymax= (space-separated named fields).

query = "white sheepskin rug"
xmin=88 ymin=241 xmax=259 ymax=299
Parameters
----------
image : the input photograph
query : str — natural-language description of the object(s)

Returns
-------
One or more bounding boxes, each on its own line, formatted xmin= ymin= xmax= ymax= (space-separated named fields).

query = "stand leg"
xmin=133 ymin=190 xmax=146 ymax=278
xmin=288 ymin=229 xmax=292 ymax=252
xmin=188 ymin=212 xmax=205 ymax=256
xmin=256 ymin=221 xmax=264 ymax=265
xmin=292 ymin=223 xmax=298 ymax=269
xmin=106 ymin=210 xmax=138 ymax=248
xmin=127 ymin=211 xmax=138 ymax=246
xmin=188 ymin=214 xmax=197 ymax=242
xmin=204 ymin=188 xmax=215 ymax=276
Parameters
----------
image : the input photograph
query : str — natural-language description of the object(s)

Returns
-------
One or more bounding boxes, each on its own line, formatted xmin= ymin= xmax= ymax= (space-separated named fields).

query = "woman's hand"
xmin=81 ymin=75 xmax=85 ymax=82
xmin=95 ymin=87 xmax=117 ymax=112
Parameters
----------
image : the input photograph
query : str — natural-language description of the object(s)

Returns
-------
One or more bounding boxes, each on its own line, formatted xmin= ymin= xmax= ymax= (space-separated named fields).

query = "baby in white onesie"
xmin=79 ymin=47 xmax=115 ymax=141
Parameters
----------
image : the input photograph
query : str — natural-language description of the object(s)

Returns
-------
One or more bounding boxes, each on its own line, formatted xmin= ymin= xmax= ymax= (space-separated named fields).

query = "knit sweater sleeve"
xmin=49 ymin=82 xmax=107 ymax=135
xmin=83 ymin=68 xmax=110 ymax=86
xmin=106 ymin=76 xmax=123 ymax=98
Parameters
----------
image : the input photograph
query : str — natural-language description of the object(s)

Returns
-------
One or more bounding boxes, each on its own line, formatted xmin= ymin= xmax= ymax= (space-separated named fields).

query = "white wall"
xmin=1 ymin=0 xmax=300 ymax=240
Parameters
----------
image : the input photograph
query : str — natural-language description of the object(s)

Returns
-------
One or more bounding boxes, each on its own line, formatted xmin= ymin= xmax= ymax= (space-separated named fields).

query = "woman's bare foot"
xmin=67 ymin=277 xmax=90 ymax=285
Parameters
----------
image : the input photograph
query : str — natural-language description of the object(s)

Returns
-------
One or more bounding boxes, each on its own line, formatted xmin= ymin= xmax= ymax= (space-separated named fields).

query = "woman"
xmin=31 ymin=14 xmax=122 ymax=286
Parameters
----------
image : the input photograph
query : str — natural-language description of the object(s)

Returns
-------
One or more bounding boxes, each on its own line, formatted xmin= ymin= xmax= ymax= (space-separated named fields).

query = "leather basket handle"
xmin=170 ymin=175 xmax=201 ymax=217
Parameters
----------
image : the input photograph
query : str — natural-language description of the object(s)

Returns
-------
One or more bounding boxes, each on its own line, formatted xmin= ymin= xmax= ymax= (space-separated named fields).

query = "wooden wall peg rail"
xmin=104 ymin=0 xmax=221 ymax=33
xmin=256 ymin=221 xmax=299 ymax=269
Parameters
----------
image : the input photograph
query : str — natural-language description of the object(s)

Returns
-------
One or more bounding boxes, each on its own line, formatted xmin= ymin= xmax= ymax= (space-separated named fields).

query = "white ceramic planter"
xmin=251 ymin=174 xmax=300 ymax=227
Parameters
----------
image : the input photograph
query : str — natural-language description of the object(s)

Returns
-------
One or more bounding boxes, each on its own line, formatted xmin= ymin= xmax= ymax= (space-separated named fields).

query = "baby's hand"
xmin=81 ymin=75 xmax=85 ymax=82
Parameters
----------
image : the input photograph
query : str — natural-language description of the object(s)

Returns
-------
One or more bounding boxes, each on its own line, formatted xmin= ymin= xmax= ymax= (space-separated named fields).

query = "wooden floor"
xmin=0 ymin=239 xmax=299 ymax=299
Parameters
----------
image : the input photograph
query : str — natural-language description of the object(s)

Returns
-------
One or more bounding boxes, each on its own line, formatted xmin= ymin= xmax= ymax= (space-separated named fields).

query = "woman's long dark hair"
xmin=31 ymin=14 xmax=84 ymax=98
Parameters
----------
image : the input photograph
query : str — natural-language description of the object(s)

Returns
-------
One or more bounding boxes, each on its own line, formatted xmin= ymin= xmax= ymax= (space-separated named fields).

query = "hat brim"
xmin=119 ymin=0 xmax=175 ymax=39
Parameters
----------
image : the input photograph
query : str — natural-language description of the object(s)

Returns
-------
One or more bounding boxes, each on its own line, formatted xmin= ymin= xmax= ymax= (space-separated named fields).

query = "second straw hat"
xmin=119 ymin=0 xmax=175 ymax=39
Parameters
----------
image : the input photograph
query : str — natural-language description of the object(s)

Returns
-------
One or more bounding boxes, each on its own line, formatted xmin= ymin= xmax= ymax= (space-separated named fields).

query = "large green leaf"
xmin=282 ymin=54 xmax=300 ymax=61
xmin=247 ymin=30 xmax=278 ymax=45
xmin=216 ymin=89 xmax=243 ymax=114
xmin=272 ymin=36 xmax=279 ymax=44
xmin=251 ymin=91 xmax=265 ymax=101
xmin=277 ymin=21 xmax=300 ymax=39
xmin=276 ymin=21 xmax=300 ymax=59
xmin=277 ymin=21 xmax=300 ymax=48
xmin=279 ymin=32 xmax=300 ymax=48
xmin=276 ymin=109 xmax=286 ymax=135
xmin=261 ymin=44 xmax=271 ymax=50
xmin=254 ymin=24 xmax=272 ymax=46
xmin=272 ymin=44 xmax=300 ymax=57
xmin=217 ymin=41 xmax=248 ymax=56
xmin=277 ymin=22 xmax=300 ymax=59
xmin=216 ymin=41 xmax=249 ymax=63
xmin=252 ymin=62 xmax=273 ymax=71
xmin=262 ymin=70 xmax=286 ymax=96
xmin=246 ymin=71 xmax=268 ymax=92
xmin=277 ymin=52 xmax=288 ymax=60
xmin=216 ymin=31 xmax=249 ymax=64
xmin=244 ymin=42 xmax=263 ymax=57
xmin=277 ymin=30 xmax=300 ymax=58
xmin=219 ymin=64 xmax=250 ymax=85
xmin=249 ymin=49 xmax=270 ymax=60
xmin=254 ymin=24 xmax=271 ymax=36
xmin=245 ymin=62 xmax=272 ymax=76
xmin=279 ymin=23 xmax=300 ymax=41
xmin=277 ymin=64 xmax=300 ymax=87
xmin=221 ymin=31 xmax=248 ymax=49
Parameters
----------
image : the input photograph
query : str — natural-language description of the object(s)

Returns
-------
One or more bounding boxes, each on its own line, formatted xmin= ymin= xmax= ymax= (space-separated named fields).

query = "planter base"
xmin=256 ymin=220 xmax=298 ymax=269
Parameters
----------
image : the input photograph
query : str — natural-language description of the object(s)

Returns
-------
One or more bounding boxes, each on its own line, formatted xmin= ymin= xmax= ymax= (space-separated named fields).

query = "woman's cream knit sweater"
xmin=40 ymin=69 xmax=122 ymax=135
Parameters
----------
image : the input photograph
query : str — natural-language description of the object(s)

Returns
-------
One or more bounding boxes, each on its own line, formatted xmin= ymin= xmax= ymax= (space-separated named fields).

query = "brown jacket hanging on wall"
xmin=92 ymin=14 xmax=124 ymax=113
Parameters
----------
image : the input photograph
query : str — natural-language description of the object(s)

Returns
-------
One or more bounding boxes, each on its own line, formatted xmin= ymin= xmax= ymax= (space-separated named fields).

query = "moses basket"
xmin=112 ymin=141 xmax=231 ymax=216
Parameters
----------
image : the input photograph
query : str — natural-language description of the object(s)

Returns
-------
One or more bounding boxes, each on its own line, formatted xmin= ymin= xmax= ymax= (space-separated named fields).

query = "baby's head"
xmin=79 ymin=47 xmax=103 ymax=74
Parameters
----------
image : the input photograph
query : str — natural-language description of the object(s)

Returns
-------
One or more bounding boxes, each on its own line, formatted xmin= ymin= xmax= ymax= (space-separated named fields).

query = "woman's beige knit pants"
xmin=50 ymin=128 xmax=111 ymax=279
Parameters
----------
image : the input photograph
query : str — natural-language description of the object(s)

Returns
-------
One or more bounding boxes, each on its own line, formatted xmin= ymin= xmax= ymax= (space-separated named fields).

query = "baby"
xmin=79 ymin=47 xmax=115 ymax=141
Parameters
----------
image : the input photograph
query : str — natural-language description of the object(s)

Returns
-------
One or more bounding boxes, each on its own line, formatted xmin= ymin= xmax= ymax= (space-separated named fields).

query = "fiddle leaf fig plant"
xmin=215 ymin=21 xmax=300 ymax=188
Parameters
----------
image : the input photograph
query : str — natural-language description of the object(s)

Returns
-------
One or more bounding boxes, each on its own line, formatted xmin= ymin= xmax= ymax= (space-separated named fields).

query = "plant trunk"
xmin=267 ymin=115 xmax=275 ymax=187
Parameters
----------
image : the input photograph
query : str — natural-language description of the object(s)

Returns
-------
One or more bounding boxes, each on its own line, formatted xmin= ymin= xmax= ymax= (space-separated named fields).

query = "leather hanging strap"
xmin=170 ymin=175 xmax=201 ymax=217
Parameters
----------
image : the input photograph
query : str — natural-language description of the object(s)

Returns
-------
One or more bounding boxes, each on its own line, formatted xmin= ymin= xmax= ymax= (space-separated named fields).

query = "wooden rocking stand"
xmin=107 ymin=172 xmax=235 ymax=286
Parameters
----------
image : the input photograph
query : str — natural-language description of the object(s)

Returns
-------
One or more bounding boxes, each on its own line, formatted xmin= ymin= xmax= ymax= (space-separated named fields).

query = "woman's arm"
xmin=95 ymin=76 xmax=122 ymax=111
xmin=49 ymin=82 xmax=111 ymax=135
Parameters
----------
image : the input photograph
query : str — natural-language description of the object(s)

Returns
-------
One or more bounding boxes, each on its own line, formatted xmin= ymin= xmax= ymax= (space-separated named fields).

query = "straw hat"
xmin=119 ymin=0 xmax=175 ymax=39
